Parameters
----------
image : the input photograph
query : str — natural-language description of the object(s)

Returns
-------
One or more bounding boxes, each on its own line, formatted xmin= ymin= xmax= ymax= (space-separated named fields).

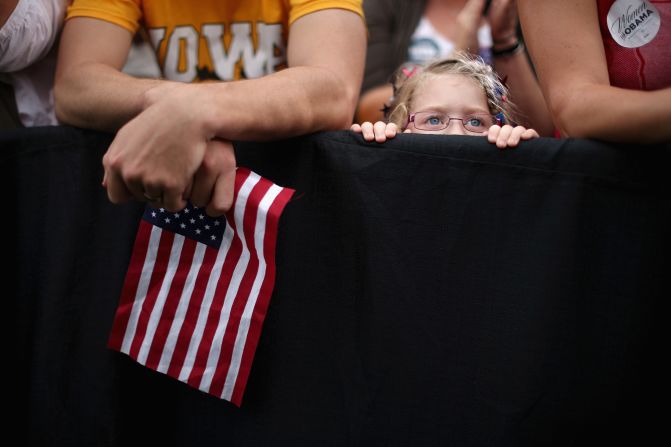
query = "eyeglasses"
xmin=408 ymin=111 xmax=499 ymax=134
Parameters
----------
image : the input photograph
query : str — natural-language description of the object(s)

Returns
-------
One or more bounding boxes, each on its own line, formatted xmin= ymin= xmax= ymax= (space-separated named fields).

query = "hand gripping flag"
xmin=108 ymin=168 xmax=294 ymax=406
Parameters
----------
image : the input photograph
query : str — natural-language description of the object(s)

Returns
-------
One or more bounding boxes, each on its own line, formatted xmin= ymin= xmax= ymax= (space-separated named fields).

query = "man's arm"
xmin=518 ymin=0 xmax=671 ymax=143
xmin=135 ymin=9 xmax=366 ymax=141
xmin=102 ymin=8 xmax=366 ymax=212
xmin=54 ymin=17 xmax=161 ymax=130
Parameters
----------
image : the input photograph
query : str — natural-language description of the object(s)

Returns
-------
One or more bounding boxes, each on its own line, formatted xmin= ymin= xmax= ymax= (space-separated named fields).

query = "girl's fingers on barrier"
xmin=385 ymin=123 xmax=399 ymax=139
xmin=374 ymin=121 xmax=388 ymax=142
xmin=496 ymin=124 xmax=514 ymax=148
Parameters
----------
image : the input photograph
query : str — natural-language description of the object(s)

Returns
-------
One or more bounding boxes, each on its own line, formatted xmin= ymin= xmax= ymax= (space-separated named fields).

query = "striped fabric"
xmin=108 ymin=168 xmax=294 ymax=406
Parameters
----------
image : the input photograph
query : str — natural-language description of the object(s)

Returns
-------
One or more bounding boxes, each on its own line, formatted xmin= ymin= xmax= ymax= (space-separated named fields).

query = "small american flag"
xmin=108 ymin=168 xmax=294 ymax=406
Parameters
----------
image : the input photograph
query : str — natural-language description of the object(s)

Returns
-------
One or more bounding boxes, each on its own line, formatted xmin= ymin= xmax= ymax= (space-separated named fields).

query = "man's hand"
xmin=190 ymin=139 xmax=236 ymax=217
xmin=102 ymin=82 xmax=234 ymax=213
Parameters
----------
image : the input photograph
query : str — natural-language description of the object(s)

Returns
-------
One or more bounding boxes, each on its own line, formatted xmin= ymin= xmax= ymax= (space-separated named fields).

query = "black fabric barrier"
xmin=4 ymin=126 xmax=670 ymax=446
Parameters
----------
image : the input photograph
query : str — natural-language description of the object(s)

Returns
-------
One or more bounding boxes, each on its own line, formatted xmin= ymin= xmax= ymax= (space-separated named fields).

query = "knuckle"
xmin=104 ymin=152 xmax=123 ymax=171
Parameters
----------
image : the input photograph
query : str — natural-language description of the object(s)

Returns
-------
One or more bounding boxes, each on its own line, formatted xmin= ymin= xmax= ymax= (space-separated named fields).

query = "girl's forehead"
xmin=413 ymin=74 xmax=489 ymax=111
xmin=421 ymin=73 xmax=481 ymax=89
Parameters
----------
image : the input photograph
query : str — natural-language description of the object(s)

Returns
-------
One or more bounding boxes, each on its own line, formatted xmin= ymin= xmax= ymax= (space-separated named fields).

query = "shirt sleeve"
xmin=66 ymin=0 xmax=141 ymax=35
xmin=288 ymin=0 xmax=363 ymax=25
xmin=0 ymin=0 xmax=67 ymax=72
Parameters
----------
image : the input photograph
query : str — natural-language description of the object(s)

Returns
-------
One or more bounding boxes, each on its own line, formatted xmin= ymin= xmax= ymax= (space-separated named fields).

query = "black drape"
xmin=4 ymin=126 xmax=670 ymax=446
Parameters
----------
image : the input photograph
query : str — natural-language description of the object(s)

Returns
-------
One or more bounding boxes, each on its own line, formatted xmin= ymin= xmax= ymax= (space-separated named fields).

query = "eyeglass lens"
xmin=413 ymin=112 xmax=495 ymax=133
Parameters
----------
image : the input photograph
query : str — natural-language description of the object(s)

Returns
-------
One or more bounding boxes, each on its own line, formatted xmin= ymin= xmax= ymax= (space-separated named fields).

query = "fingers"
xmin=359 ymin=121 xmax=375 ymax=141
xmin=505 ymin=126 xmax=539 ymax=147
xmin=103 ymin=135 xmax=235 ymax=214
xmin=189 ymin=143 xmax=220 ymax=209
xmin=373 ymin=121 xmax=388 ymax=142
xmin=202 ymin=140 xmax=236 ymax=216
xmin=494 ymin=124 xmax=514 ymax=149
xmin=102 ymin=134 xmax=189 ymax=212
xmin=522 ymin=128 xmax=540 ymax=140
xmin=206 ymin=166 xmax=236 ymax=217
xmin=505 ymin=126 xmax=525 ymax=148
xmin=161 ymin=184 xmax=188 ymax=212
xmin=138 ymin=140 xmax=236 ymax=215
xmin=102 ymin=150 xmax=136 ymax=204
xmin=487 ymin=124 xmax=501 ymax=145
xmin=354 ymin=121 xmax=399 ymax=143
xmin=384 ymin=122 xmax=399 ymax=140
xmin=488 ymin=125 xmax=540 ymax=149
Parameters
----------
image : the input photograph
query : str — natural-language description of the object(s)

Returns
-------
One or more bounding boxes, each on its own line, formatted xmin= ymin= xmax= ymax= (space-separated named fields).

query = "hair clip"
xmin=402 ymin=66 xmax=419 ymax=79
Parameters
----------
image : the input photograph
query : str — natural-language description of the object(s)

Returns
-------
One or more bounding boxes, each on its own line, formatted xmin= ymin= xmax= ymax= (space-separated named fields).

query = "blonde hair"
xmin=387 ymin=53 xmax=517 ymax=128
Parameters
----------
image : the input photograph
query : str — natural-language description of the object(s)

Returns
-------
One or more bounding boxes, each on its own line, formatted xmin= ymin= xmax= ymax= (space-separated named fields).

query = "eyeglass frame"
xmin=407 ymin=111 xmax=502 ymax=134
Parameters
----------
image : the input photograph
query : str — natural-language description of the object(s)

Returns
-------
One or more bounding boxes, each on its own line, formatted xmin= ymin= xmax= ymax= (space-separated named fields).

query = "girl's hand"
xmin=351 ymin=121 xmax=399 ymax=143
xmin=487 ymin=124 xmax=539 ymax=149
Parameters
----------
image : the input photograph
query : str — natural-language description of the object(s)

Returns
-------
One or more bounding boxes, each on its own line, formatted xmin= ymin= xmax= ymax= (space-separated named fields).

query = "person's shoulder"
xmin=66 ymin=0 xmax=142 ymax=35
xmin=286 ymin=0 xmax=364 ymax=26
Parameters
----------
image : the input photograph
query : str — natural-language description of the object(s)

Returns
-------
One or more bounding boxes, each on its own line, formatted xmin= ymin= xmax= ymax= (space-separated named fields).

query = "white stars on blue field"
xmin=143 ymin=204 xmax=226 ymax=249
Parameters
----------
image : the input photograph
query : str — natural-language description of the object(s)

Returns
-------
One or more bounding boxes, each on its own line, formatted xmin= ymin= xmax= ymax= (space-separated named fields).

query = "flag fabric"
xmin=108 ymin=168 xmax=295 ymax=406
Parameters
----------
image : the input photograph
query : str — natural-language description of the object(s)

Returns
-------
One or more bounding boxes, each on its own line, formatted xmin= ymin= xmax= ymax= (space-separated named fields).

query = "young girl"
xmin=351 ymin=53 xmax=539 ymax=149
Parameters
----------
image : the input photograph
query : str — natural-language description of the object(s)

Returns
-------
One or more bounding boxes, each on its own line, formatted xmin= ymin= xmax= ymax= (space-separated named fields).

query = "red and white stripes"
xmin=108 ymin=168 xmax=294 ymax=406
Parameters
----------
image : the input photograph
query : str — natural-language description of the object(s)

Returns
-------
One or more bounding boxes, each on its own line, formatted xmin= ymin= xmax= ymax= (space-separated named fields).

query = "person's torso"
xmin=140 ymin=0 xmax=291 ymax=82
xmin=597 ymin=0 xmax=671 ymax=90
xmin=407 ymin=15 xmax=493 ymax=65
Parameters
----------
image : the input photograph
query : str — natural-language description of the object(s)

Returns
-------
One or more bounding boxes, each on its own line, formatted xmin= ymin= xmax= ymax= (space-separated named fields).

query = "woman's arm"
xmin=491 ymin=48 xmax=554 ymax=136
xmin=356 ymin=0 xmax=404 ymax=123
xmin=488 ymin=0 xmax=554 ymax=136
xmin=518 ymin=0 xmax=671 ymax=143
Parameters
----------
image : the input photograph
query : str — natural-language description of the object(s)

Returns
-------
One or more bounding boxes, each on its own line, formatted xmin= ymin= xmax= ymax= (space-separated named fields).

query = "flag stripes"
xmin=108 ymin=168 xmax=294 ymax=406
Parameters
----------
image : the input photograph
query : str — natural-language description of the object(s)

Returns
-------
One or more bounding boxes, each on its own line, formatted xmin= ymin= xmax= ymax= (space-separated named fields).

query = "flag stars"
xmin=164 ymin=217 xmax=171 ymax=223
xmin=174 ymin=213 xmax=180 ymax=218
xmin=151 ymin=211 xmax=157 ymax=218
xmin=183 ymin=208 xmax=190 ymax=214
xmin=199 ymin=214 xmax=205 ymax=220
xmin=159 ymin=208 xmax=165 ymax=213
xmin=204 ymin=225 xmax=210 ymax=230
xmin=180 ymin=223 xmax=186 ymax=229
xmin=211 ymin=235 xmax=216 ymax=241
xmin=195 ymin=229 xmax=201 ymax=235
xmin=214 ymin=220 xmax=220 ymax=226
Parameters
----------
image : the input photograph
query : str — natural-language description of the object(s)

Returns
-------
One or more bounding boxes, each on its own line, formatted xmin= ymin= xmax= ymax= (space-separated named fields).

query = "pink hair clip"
xmin=402 ymin=66 xmax=419 ymax=79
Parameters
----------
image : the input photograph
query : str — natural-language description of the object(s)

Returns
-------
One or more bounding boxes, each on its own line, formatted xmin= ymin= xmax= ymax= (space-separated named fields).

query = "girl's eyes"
xmin=465 ymin=117 xmax=484 ymax=127
xmin=427 ymin=116 xmax=442 ymax=125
